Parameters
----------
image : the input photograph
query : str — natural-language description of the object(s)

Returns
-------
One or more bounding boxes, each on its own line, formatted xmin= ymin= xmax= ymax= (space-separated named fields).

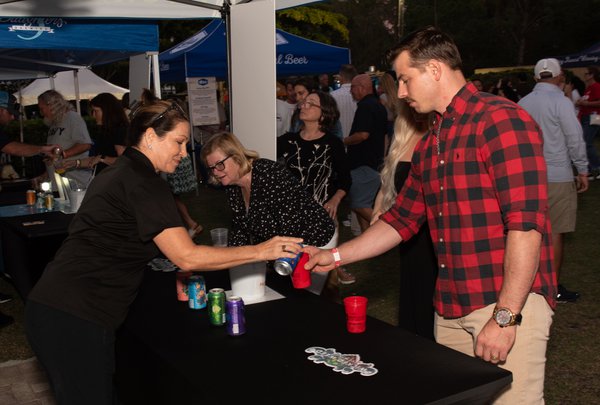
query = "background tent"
xmin=15 ymin=68 xmax=129 ymax=106
xmin=557 ymin=41 xmax=600 ymax=68
xmin=0 ymin=18 xmax=159 ymax=76
xmin=159 ymin=19 xmax=351 ymax=82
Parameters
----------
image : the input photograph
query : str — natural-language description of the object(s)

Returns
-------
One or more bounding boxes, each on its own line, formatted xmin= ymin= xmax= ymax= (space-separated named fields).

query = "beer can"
xmin=52 ymin=146 xmax=63 ymax=158
xmin=26 ymin=190 xmax=36 ymax=206
xmin=188 ymin=275 xmax=207 ymax=309
xmin=226 ymin=296 xmax=246 ymax=336
xmin=44 ymin=193 xmax=54 ymax=210
xmin=35 ymin=192 xmax=44 ymax=209
xmin=274 ymin=248 xmax=303 ymax=276
xmin=176 ymin=271 xmax=191 ymax=302
xmin=208 ymin=288 xmax=226 ymax=326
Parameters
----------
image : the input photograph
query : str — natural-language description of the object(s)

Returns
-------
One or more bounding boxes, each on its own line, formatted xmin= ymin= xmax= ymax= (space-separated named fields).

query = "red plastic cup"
xmin=291 ymin=252 xmax=311 ymax=289
xmin=343 ymin=296 xmax=368 ymax=333
xmin=176 ymin=271 xmax=192 ymax=301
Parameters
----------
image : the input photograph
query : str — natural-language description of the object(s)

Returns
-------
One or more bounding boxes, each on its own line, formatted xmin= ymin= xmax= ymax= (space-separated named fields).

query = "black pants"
xmin=25 ymin=301 xmax=116 ymax=405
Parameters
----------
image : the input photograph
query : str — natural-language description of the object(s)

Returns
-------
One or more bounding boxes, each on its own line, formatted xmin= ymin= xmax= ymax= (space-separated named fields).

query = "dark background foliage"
xmin=4 ymin=1 xmax=598 ymax=101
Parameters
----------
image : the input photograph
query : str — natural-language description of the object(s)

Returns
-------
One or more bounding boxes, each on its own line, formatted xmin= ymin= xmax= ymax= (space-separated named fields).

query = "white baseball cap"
xmin=534 ymin=58 xmax=561 ymax=79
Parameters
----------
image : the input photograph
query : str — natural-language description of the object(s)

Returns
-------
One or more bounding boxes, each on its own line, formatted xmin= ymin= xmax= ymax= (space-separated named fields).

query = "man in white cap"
xmin=519 ymin=58 xmax=588 ymax=303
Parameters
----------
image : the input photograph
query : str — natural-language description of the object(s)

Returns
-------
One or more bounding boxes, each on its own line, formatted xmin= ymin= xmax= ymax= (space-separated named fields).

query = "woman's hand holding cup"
xmin=258 ymin=236 xmax=303 ymax=262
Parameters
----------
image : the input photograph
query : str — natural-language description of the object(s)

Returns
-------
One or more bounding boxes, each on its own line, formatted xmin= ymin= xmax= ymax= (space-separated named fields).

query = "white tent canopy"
xmin=0 ymin=0 xmax=316 ymax=18
xmin=15 ymin=68 xmax=129 ymax=106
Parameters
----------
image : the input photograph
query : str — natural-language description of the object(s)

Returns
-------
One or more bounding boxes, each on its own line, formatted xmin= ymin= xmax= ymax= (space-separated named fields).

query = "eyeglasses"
xmin=298 ymin=100 xmax=322 ymax=109
xmin=149 ymin=101 xmax=188 ymax=126
xmin=208 ymin=155 xmax=232 ymax=172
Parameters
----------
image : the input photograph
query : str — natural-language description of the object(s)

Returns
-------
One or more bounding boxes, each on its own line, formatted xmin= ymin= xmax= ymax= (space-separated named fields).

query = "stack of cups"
xmin=343 ymin=296 xmax=368 ymax=333
xmin=176 ymin=271 xmax=192 ymax=301
xmin=210 ymin=228 xmax=228 ymax=246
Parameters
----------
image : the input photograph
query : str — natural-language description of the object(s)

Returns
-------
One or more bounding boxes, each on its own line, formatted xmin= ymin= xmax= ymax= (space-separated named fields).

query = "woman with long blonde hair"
xmin=371 ymin=100 xmax=438 ymax=340
xmin=378 ymin=71 xmax=402 ymax=145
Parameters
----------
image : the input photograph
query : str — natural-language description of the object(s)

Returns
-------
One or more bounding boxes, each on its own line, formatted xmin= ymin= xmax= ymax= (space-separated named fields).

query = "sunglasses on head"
xmin=149 ymin=101 xmax=188 ymax=126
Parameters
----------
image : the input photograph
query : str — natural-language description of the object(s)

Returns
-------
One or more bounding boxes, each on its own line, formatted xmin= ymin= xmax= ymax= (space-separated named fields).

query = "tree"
xmin=322 ymin=0 xmax=400 ymax=72
xmin=277 ymin=6 xmax=349 ymax=45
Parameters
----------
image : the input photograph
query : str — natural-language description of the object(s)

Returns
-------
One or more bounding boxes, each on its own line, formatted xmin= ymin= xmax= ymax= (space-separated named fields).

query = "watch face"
xmin=495 ymin=309 xmax=512 ymax=326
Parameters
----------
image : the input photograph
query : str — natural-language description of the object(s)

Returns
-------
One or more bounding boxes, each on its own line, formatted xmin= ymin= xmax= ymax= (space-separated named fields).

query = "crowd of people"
xmin=0 ymin=23 xmax=598 ymax=405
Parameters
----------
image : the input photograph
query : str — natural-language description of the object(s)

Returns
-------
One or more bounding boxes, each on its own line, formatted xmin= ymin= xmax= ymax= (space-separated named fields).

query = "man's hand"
xmin=40 ymin=144 xmax=60 ymax=156
xmin=475 ymin=318 xmax=517 ymax=364
xmin=303 ymin=246 xmax=337 ymax=273
xmin=576 ymin=173 xmax=589 ymax=193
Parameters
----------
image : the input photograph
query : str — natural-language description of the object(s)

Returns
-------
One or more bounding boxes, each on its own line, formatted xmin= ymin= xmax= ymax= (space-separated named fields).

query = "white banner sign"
xmin=186 ymin=77 xmax=219 ymax=126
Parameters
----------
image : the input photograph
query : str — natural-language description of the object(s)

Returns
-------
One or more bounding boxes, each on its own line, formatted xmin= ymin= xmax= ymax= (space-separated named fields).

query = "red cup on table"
xmin=343 ymin=295 xmax=368 ymax=333
xmin=291 ymin=252 xmax=311 ymax=289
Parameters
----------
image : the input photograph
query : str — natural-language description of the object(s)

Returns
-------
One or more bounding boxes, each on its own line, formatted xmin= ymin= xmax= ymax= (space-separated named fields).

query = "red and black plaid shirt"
xmin=382 ymin=83 xmax=557 ymax=318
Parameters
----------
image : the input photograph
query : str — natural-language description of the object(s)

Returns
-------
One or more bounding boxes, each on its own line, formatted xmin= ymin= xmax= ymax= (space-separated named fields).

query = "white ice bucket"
xmin=229 ymin=261 xmax=266 ymax=301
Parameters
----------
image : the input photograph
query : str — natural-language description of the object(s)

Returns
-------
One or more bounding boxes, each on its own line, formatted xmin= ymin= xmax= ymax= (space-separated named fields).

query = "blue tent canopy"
xmin=557 ymin=41 xmax=600 ymax=68
xmin=159 ymin=19 xmax=350 ymax=82
xmin=0 ymin=17 xmax=159 ymax=75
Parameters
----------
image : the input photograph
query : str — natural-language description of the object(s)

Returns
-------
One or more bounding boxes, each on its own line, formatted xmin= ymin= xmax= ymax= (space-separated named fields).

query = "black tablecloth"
xmin=115 ymin=269 xmax=511 ymax=405
xmin=0 ymin=191 xmax=28 ymax=206
xmin=0 ymin=211 xmax=73 ymax=299
xmin=0 ymin=178 xmax=31 ymax=193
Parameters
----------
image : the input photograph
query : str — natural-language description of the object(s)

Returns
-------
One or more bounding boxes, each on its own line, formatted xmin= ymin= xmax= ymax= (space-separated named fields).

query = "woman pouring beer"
xmin=25 ymin=89 xmax=302 ymax=404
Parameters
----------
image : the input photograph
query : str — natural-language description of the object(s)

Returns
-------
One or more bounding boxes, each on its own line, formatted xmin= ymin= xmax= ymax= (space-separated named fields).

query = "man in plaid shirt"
xmin=306 ymin=26 xmax=556 ymax=404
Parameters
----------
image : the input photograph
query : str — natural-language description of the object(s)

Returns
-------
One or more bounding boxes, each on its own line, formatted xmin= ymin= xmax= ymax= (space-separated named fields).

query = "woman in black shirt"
xmin=25 ymin=90 xmax=302 ymax=404
xmin=277 ymin=90 xmax=353 ymax=292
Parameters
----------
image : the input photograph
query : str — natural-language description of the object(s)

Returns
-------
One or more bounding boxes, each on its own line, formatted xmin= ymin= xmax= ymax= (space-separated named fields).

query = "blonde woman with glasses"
xmin=202 ymin=131 xmax=335 ymax=249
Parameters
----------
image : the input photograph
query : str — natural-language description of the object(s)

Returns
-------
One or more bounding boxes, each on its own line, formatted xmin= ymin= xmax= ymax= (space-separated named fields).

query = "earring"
xmin=147 ymin=143 xmax=153 ymax=150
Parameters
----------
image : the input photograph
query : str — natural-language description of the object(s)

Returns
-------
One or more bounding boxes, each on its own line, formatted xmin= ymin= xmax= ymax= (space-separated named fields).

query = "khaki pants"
xmin=434 ymin=293 xmax=554 ymax=404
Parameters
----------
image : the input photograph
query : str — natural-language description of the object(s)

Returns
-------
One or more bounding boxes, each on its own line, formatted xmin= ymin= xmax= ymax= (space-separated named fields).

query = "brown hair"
xmin=127 ymin=89 xmax=188 ymax=147
xmin=387 ymin=26 xmax=462 ymax=71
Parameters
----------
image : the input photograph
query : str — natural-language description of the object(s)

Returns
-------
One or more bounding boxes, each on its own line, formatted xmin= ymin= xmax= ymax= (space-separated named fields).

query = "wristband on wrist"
xmin=331 ymin=248 xmax=342 ymax=268
xmin=75 ymin=159 xmax=81 ymax=169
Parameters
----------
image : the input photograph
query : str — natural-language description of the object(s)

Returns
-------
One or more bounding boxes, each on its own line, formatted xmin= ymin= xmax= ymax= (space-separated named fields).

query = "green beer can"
xmin=208 ymin=288 xmax=226 ymax=326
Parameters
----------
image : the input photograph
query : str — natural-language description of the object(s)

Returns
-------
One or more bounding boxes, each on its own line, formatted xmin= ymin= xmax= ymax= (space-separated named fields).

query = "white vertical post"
xmin=230 ymin=0 xmax=277 ymax=160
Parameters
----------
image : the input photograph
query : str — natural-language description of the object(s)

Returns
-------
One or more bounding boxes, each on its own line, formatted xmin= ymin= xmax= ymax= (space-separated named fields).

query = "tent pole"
xmin=150 ymin=53 xmax=161 ymax=99
xmin=186 ymin=95 xmax=199 ymax=196
xmin=17 ymin=86 xmax=25 ymax=177
xmin=73 ymin=70 xmax=81 ymax=114
xmin=222 ymin=1 xmax=233 ymax=129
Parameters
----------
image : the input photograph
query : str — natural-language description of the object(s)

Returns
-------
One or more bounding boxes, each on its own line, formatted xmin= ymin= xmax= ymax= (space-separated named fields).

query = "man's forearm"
xmin=337 ymin=220 xmax=402 ymax=266
xmin=343 ymin=132 xmax=369 ymax=146
xmin=2 ymin=142 xmax=44 ymax=157
xmin=62 ymin=143 xmax=91 ymax=159
xmin=496 ymin=229 xmax=542 ymax=313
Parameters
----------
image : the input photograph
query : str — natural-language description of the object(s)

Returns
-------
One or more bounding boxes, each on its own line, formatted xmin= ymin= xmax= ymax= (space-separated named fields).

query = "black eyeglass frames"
xmin=208 ymin=155 xmax=232 ymax=172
